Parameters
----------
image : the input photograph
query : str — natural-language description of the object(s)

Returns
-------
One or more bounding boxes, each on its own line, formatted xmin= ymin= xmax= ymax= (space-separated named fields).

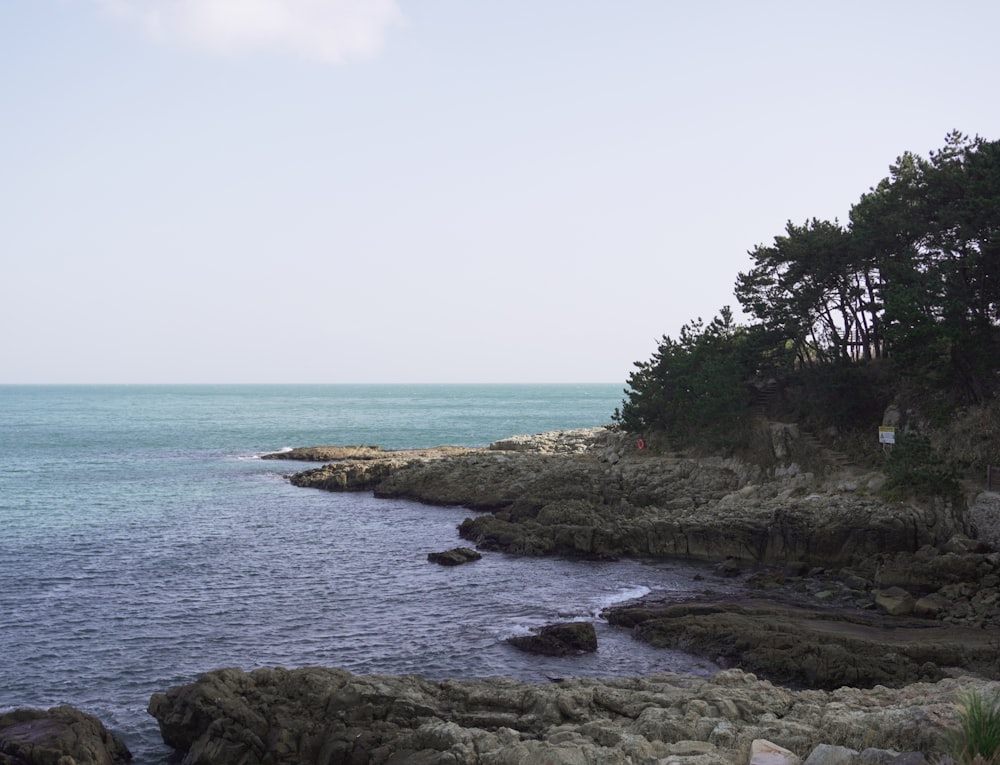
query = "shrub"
xmin=882 ymin=433 xmax=961 ymax=502
xmin=950 ymin=689 xmax=1000 ymax=765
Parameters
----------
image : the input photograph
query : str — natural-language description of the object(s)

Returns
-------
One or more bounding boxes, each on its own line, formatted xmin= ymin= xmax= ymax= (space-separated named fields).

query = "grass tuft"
xmin=950 ymin=690 xmax=1000 ymax=765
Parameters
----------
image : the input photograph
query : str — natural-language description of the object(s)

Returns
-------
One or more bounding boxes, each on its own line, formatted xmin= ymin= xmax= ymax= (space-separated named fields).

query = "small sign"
xmin=879 ymin=426 xmax=896 ymax=444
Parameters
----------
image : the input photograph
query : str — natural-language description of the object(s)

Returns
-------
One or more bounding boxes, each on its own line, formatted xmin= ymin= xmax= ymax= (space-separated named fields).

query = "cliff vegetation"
xmin=614 ymin=131 xmax=1000 ymax=497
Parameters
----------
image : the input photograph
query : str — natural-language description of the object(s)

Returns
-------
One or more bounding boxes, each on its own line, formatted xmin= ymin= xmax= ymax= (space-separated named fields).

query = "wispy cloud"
xmin=97 ymin=0 xmax=403 ymax=62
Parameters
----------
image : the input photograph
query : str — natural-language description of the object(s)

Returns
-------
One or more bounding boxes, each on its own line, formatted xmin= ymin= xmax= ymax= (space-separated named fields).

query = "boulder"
xmin=506 ymin=621 xmax=598 ymax=656
xmin=803 ymin=744 xmax=857 ymax=765
xmin=875 ymin=587 xmax=915 ymax=616
xmin=914 ymin=593 xmax=950 ymax=619
xmin=426 ymin=547 xmax=482 ymax=566
xmin=751 ymin=739 xmax=801 ymax=765
xmin=0 ymin=706 xmax=132 ymax=765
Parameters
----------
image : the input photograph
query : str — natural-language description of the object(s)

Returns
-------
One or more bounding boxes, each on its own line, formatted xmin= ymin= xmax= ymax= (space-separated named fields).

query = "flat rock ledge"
xmin=148 ymin=665 xmax=999 ymax=765
xmin=0 ymin=706 xmax=132 ymax=765
xmin=603 ymin=594 xmax=1000 ymax=690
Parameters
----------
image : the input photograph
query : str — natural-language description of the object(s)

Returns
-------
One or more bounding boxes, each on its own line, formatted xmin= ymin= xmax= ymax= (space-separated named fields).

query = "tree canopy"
xmin=616 ymin=132 xmax=1000 ymax=450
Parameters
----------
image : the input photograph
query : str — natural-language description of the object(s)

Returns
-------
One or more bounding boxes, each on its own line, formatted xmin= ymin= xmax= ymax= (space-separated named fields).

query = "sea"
xmin=0 ymin=384 xmax=729 ymax=763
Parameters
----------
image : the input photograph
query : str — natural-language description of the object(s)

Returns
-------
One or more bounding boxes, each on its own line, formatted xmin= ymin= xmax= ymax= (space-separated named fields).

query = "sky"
xmin=3 ymin=1 xmax=999 ymax=384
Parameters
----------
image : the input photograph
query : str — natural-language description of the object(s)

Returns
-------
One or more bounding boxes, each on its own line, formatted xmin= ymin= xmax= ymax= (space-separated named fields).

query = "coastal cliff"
xmin=284 ymin=427 xmax=996 ymax=590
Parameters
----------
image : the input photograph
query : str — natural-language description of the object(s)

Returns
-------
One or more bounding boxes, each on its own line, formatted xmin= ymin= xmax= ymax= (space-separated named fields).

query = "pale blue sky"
xmin=3 ymin=1 xmax=998 ymax=383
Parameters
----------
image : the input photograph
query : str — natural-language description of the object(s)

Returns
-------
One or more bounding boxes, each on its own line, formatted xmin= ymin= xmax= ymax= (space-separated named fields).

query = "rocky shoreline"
xmin=8 ymin=426 xmax=1000 ymax=764
xmin=145 ymin=665 xmax=998 ymax=765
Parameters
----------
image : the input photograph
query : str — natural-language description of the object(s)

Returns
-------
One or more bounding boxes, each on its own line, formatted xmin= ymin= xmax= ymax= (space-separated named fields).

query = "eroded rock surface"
xmin=603 ymin=594 xmax=1000 ymax=690
xmin=148 ymin=666 xmax=998 ymax=765
xmin=288 ymin=429 xmax=971 ymax=569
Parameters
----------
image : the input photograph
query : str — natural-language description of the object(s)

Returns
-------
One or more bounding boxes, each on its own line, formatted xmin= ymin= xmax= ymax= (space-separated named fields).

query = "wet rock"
xmin=427 ymin=547 xmax=482 ymax=566
xmin=602 ymin=595 xmax=998 ymax=690
xmin=0 ymin=706 xmax=132 ymax=765
xmin=506 ymin=621 xmax=598 ymax=656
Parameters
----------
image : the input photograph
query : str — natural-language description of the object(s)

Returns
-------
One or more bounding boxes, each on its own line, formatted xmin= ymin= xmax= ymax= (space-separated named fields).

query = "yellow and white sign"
xmin=878 ymin=426 xmax=896 ymax=444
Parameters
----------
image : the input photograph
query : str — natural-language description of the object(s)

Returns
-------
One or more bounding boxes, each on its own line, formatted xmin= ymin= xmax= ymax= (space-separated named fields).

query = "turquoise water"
xmin=0 ymin=385 xmax=722 ymax=762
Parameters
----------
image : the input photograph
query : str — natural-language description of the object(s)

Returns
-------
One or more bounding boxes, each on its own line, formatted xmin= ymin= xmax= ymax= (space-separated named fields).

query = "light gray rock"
xmin=968 ymin=491 xmax=1000 ymax=551
xmin=148 ymin=667 xmax=999 ymax=765
xmin=751 ymin=738 xmax=801 ymax=765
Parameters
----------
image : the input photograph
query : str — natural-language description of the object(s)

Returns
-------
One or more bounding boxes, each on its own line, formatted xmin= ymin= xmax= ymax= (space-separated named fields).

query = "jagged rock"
xmin=427 ymin=547 xmax=482 ymax=566
xmin=0 ymin=706 xmax=132 ymax=765
xmin=149 ymin=667 xmax=993 ymax=765
xmin=506 ymin=621 xmax=598 ymax=656
xmin=290 ymin=431 xmax=967 ymax=571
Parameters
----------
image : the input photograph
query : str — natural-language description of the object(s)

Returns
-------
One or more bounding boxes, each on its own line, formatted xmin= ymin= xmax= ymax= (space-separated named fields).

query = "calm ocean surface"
xmin=0 ymin=384 xmax=725 ymax=762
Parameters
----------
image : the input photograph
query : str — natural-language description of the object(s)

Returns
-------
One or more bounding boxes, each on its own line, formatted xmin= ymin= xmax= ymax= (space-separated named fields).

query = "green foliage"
xmin=735 ymin=218 xmax=884 ymax=366
xmin=785 ymin=361 xmax=892 ymax=430
xmin=613 ymin=307 xmax=753 ymax=450
xmin=850 ymin=131 xmax=1000 ymax=403
xmin=882 ymin=433 xmax=961 ymax=501
xmin=949 ymin=689 xmax=1000 ymax=765
xmin=619 ymin=132 xmax=1000 ymax=466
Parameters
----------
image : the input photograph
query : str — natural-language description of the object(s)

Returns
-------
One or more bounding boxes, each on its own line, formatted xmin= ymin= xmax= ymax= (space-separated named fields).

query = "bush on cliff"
xmin=882 ymin=434 xmax=962 ymax=503
xmin=612 ymin=307 xmax=757 ymax=452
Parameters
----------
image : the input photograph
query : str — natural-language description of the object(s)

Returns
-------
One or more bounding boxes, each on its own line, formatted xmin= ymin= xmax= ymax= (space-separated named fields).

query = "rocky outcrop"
xmin=282 ymin=427 xmax=1000 ymax=689
xmin=427 ymin=547 xmax=482 ymax=566
xmin=505 ymin=621 xmax=598 ymax=656
xmin=288 ymin=428 xmax=967 ymax=571
xmin=0 ymin=706 xmax=132 ymax=765
xmin=148 ymin=666 xmax=998 ymax=765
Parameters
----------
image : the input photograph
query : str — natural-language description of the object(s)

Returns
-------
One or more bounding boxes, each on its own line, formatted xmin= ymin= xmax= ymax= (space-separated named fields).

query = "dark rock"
xmin=603 ymin=595 xmax=999 ymax=690
xmin=506 ymin=621 xmax=598 ymax=656
xmin=426 ymin=547 xmax=482 ymax=566
xmin=0 ymin=706 xmax=132 ymax=765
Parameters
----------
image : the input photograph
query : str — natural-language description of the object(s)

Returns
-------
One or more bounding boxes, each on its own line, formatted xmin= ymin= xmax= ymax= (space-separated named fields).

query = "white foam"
xmin=237 ymin=446 xmax=294 ymax=461
xmin=591 ymin=585 xmax=651 ymax=616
